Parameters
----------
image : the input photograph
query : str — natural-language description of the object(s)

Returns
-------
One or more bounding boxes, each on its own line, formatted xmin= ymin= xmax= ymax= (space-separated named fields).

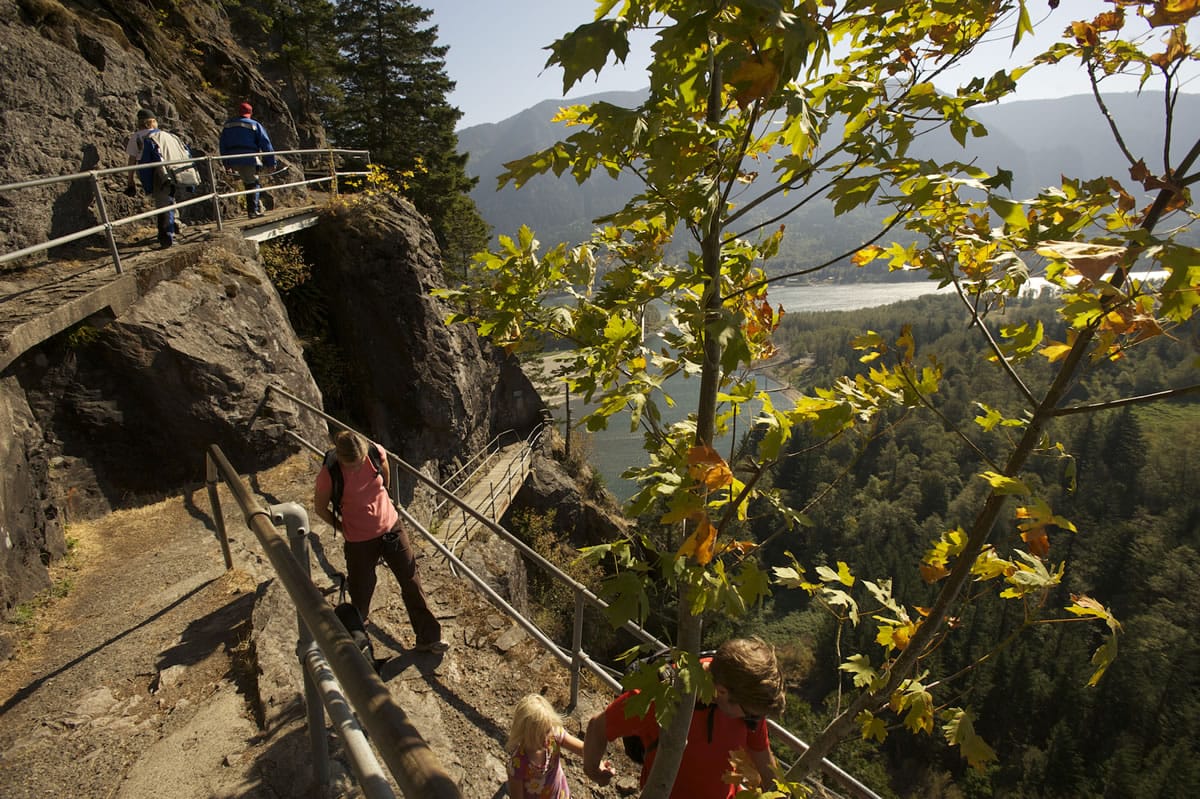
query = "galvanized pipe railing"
xmin=431 ymin=427 xmax=516 ymax=517
xmin=204 ymin=443 xmax=459 ymax=799
xmin=441 ymin=422 xmax=543 ymax=561
xmin=0 ymin=147 xmax=370 ymax=270
xmin=249 ymin=384 xmax=881 ymax=799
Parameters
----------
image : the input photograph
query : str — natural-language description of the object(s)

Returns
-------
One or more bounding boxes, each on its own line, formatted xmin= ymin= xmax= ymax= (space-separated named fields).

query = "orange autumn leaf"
xmin=1071 ymin=21 xmax=1099 ymax=46
xmin=678 ymin=515 xmax=718 ymax=565
xmin=688 ymin=445 xmax=733 ymax=491
xmin=920 ymin=562 xmax=950 ymax=583
xmin=1094 ymin=9 xmax=1125 ymax=30
xmin=729 ymin=56 xmax=780 ymax=108
xmin=1021 ymin=528 xmax=1051 ymax=558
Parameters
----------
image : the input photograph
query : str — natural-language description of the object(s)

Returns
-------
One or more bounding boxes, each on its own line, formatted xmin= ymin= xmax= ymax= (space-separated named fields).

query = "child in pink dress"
xmin=505 ymin=694 xmax=606 ymax=799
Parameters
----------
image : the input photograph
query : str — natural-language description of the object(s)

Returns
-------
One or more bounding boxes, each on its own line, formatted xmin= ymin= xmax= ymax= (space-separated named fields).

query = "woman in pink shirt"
xmin=314 ymin=431 xmax=447 ymax=653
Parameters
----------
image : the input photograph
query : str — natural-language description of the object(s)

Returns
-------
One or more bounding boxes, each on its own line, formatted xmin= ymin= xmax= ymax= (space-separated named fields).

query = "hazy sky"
xmin=423 ymin=1 xmax=1192 ymax=130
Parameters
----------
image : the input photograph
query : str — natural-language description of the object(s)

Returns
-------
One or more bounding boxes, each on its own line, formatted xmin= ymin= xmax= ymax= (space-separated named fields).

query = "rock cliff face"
xmin=0 ymin=0 xmax=313 ymax=254
xmin=0 ymin=235 xmax=327 ymax=625
xmin=299 ymin=194 xmax=546 ymax=512
xmin=0 ymin=0 xmax=624 ymax=645
xmin=0 ymin=192 xmax=567 ymax=634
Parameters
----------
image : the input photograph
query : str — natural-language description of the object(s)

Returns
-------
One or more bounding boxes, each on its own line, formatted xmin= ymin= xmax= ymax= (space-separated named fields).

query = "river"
xmin=548 ymin=280 xmax=954 ymax=501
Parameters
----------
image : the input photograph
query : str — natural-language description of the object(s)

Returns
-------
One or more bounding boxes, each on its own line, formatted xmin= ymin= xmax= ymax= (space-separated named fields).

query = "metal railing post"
xmin=204 ymin=454 xmax=234 ymax=570
xmin=203 ymin=445 xmax=458 ymax=799
xmin=303 ymin=645 xmax=397 ymax=799
xmin=208 ymin=155 xmax=224 ymax=232
xmin=569 ymin=589 xmax=585 ymax=710
xmin=329 ymin=151 xmax=338 ymax=198
xmin=272 ymin=502 xmax=330 ymax=790
xmin=89 ymin=171 xmax=124 ymax=275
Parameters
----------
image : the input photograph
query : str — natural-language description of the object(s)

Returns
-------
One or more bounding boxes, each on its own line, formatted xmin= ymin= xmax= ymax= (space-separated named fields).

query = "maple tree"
xmin=442 ymin=1 xmax=1200 ymax=796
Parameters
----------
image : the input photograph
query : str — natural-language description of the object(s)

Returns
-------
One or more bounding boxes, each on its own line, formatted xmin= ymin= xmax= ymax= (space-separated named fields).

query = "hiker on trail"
xmin=124 ymin=108 xmax=159 ymax=196
xmin=218 ymin=101 xmax=275 ymax=218
xmin=506 ymin=694 xmax=598 ymax=799
xmin=313 ymin=430 xmax=448 ymax=654
xmin=130 ymin=109 xmax=183 ymax=249
xmin=582 ymin=637 xmax=785 ymax=799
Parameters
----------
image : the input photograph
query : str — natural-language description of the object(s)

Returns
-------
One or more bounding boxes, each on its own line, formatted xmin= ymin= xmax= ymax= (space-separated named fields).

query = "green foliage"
xmin=763 ymin=295 xmax=1200 ymax=795
xmin=221 ymin=0 xmax=341 ymax=122
xmin=441 ymin=1 xmax=1200 ymax=794
xmin=331 ymin=0 xmax=488 ymax=266
xmin=64 ymin=323 xmax=100 ymax=349
xmin=508 ymin=508 xmax=607 ymax=646
xmin=260 ymin=240 xmax=311 ymax=293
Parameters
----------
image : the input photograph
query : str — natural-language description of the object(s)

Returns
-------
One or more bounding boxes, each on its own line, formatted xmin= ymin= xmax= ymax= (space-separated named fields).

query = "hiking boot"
xmin=414 ymin=639 xmax=450 ymax=654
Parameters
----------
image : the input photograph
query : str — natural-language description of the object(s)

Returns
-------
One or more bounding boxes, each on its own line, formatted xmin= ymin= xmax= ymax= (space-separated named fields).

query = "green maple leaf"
xmin=545 ymin=19 xmax=630 ymax=93
xmin=840 ymin=654 xmax=878 ymax=688
xmin=942 ymin=707 xmax=998 ymax=772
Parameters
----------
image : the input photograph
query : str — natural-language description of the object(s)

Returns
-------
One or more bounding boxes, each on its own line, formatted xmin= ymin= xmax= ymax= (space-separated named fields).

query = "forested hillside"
xmin=736 ymin=293 xmax=1200 ymax=797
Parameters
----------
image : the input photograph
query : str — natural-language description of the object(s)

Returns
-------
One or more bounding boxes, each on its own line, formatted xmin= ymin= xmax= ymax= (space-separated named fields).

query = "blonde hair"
xmin=333 ymin=430 xmax=366 ymax=464
xmin=506 ymin=694 xmax=563 ymax=754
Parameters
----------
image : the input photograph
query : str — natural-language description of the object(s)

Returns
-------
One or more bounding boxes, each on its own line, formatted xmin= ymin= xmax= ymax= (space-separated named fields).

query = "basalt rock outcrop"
xmin=298 ymin=193 xmax=546 ymax=514
xmin=0 ymin=190 xmax=607 ymax=635
xmin=0 ymin=234 xmax=326 ymax=626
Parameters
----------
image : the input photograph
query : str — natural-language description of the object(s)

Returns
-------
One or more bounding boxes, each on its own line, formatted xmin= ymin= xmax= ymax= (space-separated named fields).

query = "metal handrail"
xmin=440 ymin=422 xmax=544 ymax=559
xmin=0 ymin=147 xmax=370 ymax=271
xmin=204 ymin=443 xmax=458 ymax=799
xmin=249 ymin=383 xmax=882 ymax=799
xmin=431 ymin=427 xmax=517 ymax=516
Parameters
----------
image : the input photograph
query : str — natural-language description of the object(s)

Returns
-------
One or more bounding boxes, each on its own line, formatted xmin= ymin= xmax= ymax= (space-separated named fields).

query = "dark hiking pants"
xmin=343 ymin=525 xmax=441 ymax=646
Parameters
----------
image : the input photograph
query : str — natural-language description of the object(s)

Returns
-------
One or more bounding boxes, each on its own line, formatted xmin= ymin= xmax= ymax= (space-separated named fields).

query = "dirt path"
xmin=0 ymin=453 xmax=635 ymax=798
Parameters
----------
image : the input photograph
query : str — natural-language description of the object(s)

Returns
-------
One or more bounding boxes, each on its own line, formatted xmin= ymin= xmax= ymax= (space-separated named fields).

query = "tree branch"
xmin=949 ymin=276 xmax=1039 ymax=409
xmin=1051 ymin=383 xmax=1200 ymax=416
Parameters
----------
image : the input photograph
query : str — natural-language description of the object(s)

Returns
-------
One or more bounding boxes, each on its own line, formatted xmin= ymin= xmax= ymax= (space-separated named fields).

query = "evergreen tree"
xmin=275 ymin=0 xmax=342 ymax=129
xmin=220 ymin=0 xmax=342 ymax=138
xmin=333 ymin=0 xmax=487 ymax=270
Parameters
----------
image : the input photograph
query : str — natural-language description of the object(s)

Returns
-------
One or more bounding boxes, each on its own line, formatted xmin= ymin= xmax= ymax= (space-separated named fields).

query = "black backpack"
xmin=322 ymin=445 xmax=384 ymax=522
xmin=621 ymin=649 xmax=755 ymax=764
xmin=333 ymin=574 xmax=377 ymax=669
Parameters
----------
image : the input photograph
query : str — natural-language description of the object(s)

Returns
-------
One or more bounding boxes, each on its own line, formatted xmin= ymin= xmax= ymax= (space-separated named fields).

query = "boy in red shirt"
xmin=583 ymin=637 xmax=785 ymax=798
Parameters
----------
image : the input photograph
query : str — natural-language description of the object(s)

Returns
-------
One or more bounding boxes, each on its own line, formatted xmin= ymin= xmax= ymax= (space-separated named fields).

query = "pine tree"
xmin=333 ymin=0 xmax=487 ymax=269
xmin=275 ymin=0 xmax=342 ymax=130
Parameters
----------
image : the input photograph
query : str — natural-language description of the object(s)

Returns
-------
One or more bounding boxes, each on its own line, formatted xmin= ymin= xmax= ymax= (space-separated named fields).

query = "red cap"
xmin=238 ymin=102 xmax=253 ymax=117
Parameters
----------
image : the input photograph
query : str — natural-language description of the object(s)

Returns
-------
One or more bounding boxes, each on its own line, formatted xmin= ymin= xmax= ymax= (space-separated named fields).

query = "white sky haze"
xmin=423 ymin=1 xmax=1195 ymax=130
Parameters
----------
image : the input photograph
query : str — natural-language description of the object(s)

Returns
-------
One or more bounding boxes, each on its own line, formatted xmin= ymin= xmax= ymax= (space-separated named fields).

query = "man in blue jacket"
xmin=219 ymin=102 xmax=276 ymax=218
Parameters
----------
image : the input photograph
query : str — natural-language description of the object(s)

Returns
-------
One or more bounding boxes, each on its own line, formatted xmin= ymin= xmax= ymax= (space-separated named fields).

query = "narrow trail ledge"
xmin=0 ymin=454 xmax=635 ymax=798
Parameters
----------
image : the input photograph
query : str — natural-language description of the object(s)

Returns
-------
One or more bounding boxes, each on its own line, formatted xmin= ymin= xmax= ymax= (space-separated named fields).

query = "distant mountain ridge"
xmin=457 ymin=91 xmax=1199 ymax=279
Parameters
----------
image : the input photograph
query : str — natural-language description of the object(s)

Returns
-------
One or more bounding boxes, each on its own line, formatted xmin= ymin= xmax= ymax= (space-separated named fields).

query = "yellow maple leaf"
xmin=1040 ymin=342 xmax=1073 ymax=362
xmin=1146 ymin=0 xmax=1199 ymax=27
xmin=852 ymin=245 xmax=884 ymax=266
